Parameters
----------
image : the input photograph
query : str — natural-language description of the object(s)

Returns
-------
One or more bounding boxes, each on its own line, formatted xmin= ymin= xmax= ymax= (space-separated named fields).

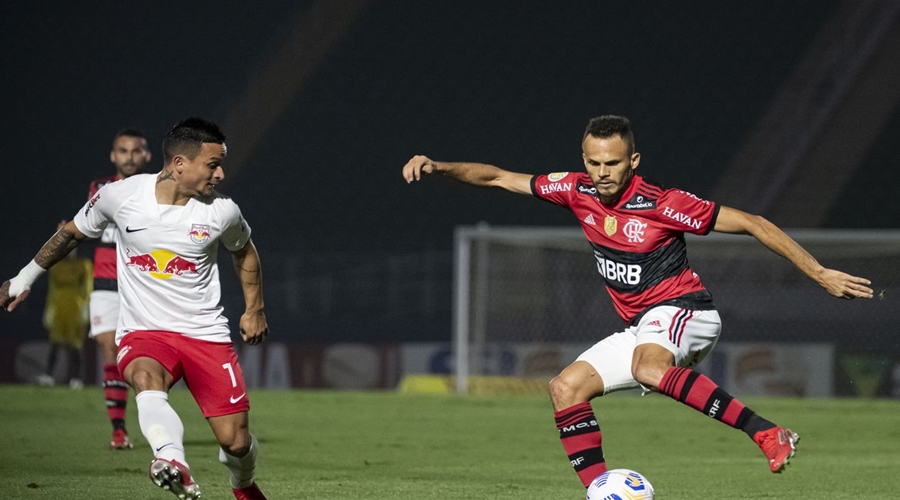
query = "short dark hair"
xmin=583 ymin=115 xmax=635 ymax=154
xmin=113 ymin=127 xmax=146 ymax=145
xmin=162 ymin=117 xmax=226 ymax=164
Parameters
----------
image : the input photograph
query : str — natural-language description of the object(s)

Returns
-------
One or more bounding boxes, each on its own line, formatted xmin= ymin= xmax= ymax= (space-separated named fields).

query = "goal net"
xmin=451 ymin=224 xmax=900 ymax=394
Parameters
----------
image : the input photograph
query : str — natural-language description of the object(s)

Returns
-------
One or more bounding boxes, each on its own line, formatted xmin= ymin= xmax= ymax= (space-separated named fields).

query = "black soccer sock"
xmin=739 ymin=413 xmax=777 ymax=438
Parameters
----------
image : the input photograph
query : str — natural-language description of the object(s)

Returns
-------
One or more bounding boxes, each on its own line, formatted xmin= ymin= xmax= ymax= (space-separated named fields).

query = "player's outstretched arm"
xmin=1 ymin=221 xmax=88 ymax=311
xmin=231 ymin=238 xmax=268 ymax=345
xmin=713 ymin=206 xmax=873 ymax=300
xmin=402 ymin=155 xmax=534 ymax=195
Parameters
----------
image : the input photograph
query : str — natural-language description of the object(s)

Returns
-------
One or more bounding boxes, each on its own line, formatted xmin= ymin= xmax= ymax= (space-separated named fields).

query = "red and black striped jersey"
xmin=88 ymin=175 xmax=119 ymax=199
xmin=88 ymin=175 xmax=121 ymax=290
xmin=532 ymin=172 xmax=720 ymax=324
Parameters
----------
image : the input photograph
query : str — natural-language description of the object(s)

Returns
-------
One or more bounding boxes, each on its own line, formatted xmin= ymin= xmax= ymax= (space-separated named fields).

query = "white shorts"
xmin=89 ymin=290 xmax=119 ymax=338
xmin=576 ymin=306 xmax=721 ymax=394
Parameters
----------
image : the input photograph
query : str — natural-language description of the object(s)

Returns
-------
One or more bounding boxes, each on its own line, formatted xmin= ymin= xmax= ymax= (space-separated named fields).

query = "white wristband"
xmin=7 ymin=260 xmax=46 ymax=298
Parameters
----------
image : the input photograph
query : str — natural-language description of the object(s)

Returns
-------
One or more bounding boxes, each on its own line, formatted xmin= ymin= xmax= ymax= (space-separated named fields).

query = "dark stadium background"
xmin=2 ymin=1 xmax=898 ymax=352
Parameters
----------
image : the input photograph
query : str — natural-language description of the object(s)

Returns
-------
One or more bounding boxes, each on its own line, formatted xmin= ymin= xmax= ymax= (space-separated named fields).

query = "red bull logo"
xmin=125 ymin=251 xmax=159 ymax=272
xmin=189 ymin=223 xmax=211 ymax=244
xmin=163 ymin=256 xmax=198 ymax=275
xmin=125 ymin=248 xmax=198 ymax=280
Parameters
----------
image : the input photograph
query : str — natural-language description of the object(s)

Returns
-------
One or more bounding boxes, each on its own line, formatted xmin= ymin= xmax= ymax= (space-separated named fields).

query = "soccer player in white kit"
xmin=402 ymin=115 xmax=874 ymax=489
xmin=2 ymin=118 xmax=268 ymax=500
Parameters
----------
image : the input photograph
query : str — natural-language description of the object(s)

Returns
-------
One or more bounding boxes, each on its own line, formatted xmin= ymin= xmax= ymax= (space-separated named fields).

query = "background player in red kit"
xmin=89 ymin=128 xmax=152 ymax=449
xmin=402 ymin=115 xmax=873 ymax=487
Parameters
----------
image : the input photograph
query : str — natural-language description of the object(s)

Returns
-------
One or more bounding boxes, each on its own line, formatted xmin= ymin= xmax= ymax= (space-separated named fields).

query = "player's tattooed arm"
xmin=236 ymin=266 xmax=260 ymax=281
xmin=234 ymin=259 xmax=262 ymax=285
xmin=34 ymin=222 xmax=83 ymax=268
xmin=231 ymin=239 xmax=268 ymax=345
xmin=1 ymin=221 xmax=87 ymax=311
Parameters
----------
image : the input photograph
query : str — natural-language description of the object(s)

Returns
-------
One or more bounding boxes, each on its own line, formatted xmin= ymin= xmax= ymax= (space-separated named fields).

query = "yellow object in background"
xmin=43 ymin=256 xmax=93 ymax=350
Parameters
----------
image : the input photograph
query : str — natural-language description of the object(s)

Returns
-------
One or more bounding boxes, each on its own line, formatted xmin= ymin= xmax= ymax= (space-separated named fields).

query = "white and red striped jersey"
xmin=74 ymin=174 xmax=251 ymax=343
xmin=532 ymin=172 xmax=719 ymax=324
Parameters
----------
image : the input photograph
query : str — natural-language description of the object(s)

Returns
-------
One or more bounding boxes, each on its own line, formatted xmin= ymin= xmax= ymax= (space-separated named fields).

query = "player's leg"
xmin=56 ymin=312 xmax=85 ymax=389
xmin=97 ymin=330 xmax=132 ymax=447
xmin=123 ymin=356 xmax=187 ymax=464
xmin=66 ymin=344 xmax=84 ymax=389
xmin=179 ymin=337 xmax=266 ymax=500
xmin=208 ymin=413 xmax=267 ymax=500
xmin=549 ymin=330 xmax=639 ymax=487
xmin=89 ymin=290 xmax=131 ymax=449
xmin=38 ymin=341 xmax=60 ymax=386
xmin=632 ymin=307 xmax=799 ymax=473
xmin=119 ymin=332 xmax=200 ymax=499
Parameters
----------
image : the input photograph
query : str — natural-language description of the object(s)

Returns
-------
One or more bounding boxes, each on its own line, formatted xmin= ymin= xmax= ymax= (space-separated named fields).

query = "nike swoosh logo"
xmin=155 ymin=443 xmax=173 ymax=452
xmin=229 ymin=393 xmax=246 ymax=404
xmin=126 ymin=226 xmax=148 ymax=233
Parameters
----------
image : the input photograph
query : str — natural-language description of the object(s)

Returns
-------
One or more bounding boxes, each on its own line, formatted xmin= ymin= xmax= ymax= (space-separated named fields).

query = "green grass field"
xmin=1 ymin=385 xmax=897 ymax=499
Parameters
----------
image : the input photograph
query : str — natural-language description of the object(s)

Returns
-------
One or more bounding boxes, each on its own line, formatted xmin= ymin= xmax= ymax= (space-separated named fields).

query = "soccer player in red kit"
xmin=89 ymin=128 xmax=152 ymax=450
xmin=402 ymin=115 xmax=873 ymax=487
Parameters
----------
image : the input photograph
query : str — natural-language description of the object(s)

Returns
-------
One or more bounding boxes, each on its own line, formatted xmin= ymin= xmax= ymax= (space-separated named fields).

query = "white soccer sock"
xmin=135 ymin=390 xmax=187 ymax=466
xmin=218 ymin=434 xmax=259 ymax=489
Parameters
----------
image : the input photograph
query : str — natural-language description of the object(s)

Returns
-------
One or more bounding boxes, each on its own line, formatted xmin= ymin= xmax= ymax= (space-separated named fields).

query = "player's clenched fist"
xmin=0 ymin=280 xmax=12 ymax=311
xmin=239 ymin=310 xmax=269 ymax=345
xmin=402 ymin=155 xmax=439 ymax=183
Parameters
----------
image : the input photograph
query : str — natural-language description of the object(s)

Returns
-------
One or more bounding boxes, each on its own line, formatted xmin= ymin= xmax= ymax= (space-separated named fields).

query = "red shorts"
xmin=117 ymin=330 xmax=250 ymax=418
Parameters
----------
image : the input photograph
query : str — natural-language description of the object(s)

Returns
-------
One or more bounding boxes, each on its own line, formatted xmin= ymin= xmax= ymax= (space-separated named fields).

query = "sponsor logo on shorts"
xmin=117 ymin=345 xmax=132 ymax=364
xmin=229 ymin=393 xmax=247 ymax=404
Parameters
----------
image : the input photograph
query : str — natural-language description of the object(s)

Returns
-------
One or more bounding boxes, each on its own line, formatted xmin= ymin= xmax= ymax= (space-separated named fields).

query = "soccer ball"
xmin=586 ymin=469 xmax=654 ymax=500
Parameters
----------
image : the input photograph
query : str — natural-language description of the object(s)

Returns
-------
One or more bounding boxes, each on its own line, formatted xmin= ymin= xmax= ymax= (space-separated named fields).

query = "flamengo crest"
xmin=623 ymin=218 xmax=647 ymax=243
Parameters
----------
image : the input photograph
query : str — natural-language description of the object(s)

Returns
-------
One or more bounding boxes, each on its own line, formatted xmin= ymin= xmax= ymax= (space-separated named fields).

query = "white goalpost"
xmin=452 ymin=225 xmax=900 ymax=394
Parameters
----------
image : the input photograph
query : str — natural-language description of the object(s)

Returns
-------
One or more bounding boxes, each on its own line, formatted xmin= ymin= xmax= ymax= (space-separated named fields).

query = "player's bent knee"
xmin=221 ymin=441 xmax=250 ymax=457
xmin=124 ymin=363 xmax=170 ymax=392
xmin=549 ymin=373 xmax=584 ymax=409
xmin=631 ymin=344 xmax=675 ymax=391
xmin=630 ymin=362 xmax=665 ymax=391
xmin=217 ymin=430 xmax=251 ymax=456
xmin=209 ymin=413 xmax=251 ymax=454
